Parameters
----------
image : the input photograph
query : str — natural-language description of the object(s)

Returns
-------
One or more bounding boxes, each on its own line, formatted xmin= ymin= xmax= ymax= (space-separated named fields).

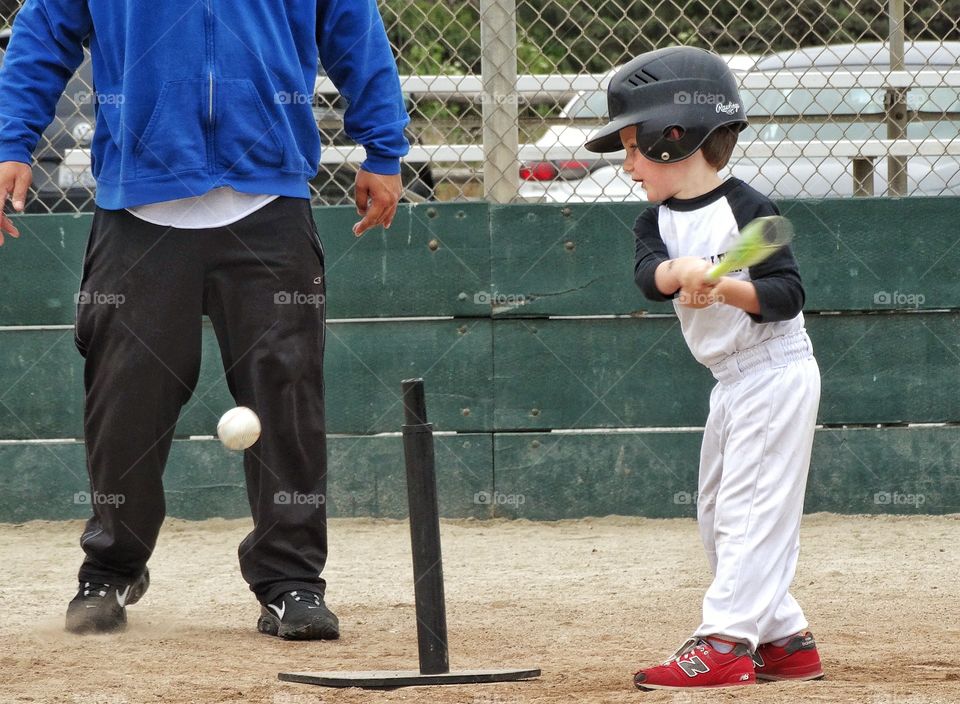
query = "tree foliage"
xmin=384 ymin=0 xmax=960 ymax=74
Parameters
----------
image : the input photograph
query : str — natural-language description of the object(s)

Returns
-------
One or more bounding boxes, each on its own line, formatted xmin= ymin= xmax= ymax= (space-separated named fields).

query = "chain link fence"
xmin=1 ymin=0 xmax=958 ymax=212
xmin=391 ymin=0 xmax=960 ymax=203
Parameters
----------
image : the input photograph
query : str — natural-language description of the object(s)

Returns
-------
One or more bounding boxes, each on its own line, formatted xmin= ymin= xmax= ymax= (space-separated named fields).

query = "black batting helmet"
xmin=584 ymin=46 xmax=747 ymax=162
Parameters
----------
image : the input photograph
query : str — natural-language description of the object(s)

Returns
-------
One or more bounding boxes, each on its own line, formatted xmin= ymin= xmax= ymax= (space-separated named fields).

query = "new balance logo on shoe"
xmin=267 ymin=602 xmax=286 ymax=620
xmin=678 ymin=657 xmax=711 ymax=677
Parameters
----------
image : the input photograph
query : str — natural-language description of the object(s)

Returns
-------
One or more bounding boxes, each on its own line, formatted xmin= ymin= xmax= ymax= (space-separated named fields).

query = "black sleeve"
xmin=748 ymin=243 xmax=805 ymax=323
xmin=633 ymin=207 xmax=677 ymax=302
xmin=728 ymin=190 xmax=806 ymax=323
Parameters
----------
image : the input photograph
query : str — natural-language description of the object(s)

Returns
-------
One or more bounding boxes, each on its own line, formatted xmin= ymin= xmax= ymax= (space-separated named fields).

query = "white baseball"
xmin=217 ymin=406 xmax=261 ymax=451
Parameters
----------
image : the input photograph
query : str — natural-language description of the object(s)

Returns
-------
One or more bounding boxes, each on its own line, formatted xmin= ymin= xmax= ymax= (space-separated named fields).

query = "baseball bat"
xmin=706 ymin=215 xmax=794 ymax=282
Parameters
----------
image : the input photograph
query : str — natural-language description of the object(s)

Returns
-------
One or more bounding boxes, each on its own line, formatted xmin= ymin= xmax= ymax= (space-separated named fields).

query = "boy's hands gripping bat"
xmin=706 ymin=215 xmax=794 ymax=282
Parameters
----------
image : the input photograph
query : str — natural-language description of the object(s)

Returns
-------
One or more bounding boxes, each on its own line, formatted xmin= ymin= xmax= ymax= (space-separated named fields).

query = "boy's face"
xmin=618 ymin=126 xmax=685 ymax=202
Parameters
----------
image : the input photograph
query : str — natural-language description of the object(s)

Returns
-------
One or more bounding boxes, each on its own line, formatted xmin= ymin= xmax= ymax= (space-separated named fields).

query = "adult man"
xmin=0 ymin=0 xmax=409 ymax=639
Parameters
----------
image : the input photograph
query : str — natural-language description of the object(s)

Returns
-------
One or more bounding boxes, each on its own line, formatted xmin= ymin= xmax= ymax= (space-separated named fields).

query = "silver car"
xmin=519 ymin=42 xmax=960 ymax=201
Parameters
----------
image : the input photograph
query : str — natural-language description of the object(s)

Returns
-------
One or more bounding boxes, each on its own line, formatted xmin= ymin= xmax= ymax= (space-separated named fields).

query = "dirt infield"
xmin=2 ymin=514 xmax=959 ymax=704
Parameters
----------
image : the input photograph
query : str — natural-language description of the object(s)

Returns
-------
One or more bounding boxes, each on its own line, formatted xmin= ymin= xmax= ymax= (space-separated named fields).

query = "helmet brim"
xmin=583 ymin=116 xmax=638 ymax=153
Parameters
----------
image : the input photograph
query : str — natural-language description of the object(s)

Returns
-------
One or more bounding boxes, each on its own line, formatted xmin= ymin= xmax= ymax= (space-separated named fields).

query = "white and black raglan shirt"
xmin=634 ymin=178 xmax=805 ymax=369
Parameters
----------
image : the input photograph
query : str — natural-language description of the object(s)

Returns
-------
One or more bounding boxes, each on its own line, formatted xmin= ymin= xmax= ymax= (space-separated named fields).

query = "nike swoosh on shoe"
xmin=115 ymin=585 xmax=132 ymax=607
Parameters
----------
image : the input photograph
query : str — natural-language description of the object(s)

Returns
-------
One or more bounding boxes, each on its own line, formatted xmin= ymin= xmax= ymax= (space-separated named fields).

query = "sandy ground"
xmin=2 ymin=514 xmax=959 ymax=704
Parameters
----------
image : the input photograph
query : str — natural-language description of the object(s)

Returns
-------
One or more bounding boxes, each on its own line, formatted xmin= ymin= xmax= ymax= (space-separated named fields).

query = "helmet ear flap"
xmin=636 ymin=121 xmax=709 ymax=163
xmin=663 ymin=125 xmax=685 ymax=142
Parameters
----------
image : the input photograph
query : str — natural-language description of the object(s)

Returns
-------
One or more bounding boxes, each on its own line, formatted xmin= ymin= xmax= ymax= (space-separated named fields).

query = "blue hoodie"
xmin=0 ymin=0 xmax=410 ymax=209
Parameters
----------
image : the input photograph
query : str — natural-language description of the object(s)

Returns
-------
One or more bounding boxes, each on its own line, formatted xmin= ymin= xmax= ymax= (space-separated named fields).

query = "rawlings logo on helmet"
xmin=715 ymin=102 xmax=741 ymax=115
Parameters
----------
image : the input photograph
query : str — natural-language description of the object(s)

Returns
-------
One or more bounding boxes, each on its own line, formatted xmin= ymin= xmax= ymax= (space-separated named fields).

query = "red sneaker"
xmin=754 ymin=632 xmax=824 ymax=681
xmin=633 ymin=637 xmax=756 ymax=691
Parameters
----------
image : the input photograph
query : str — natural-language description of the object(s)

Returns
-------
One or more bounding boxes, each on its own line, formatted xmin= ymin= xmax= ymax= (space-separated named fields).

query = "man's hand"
xmin=0 ymin=161 xmax=32 ymax=246
xmin=352 ymin=169 xmax=402 ymax=237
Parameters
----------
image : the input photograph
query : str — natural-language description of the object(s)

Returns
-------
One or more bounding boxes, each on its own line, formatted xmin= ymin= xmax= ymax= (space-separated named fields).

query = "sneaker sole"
xmin=65 ymin=614 xmax=128 ymax=634
xmin=635 ymin=681 xmax=755 ymax=691
xmin=257 ymin=613 xmax=340 ymax=641
xmin=757 ymin=671 xmax=825 ymax=682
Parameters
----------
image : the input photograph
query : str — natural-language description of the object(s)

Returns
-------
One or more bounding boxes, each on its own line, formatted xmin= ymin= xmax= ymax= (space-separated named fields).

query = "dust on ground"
xmin=2 ymin=514 xmax=959 ymax=703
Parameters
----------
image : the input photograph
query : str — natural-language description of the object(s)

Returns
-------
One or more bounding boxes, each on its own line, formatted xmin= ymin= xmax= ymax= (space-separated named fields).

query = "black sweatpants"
xmin=74 ymin=196 xmax=328 ymax=605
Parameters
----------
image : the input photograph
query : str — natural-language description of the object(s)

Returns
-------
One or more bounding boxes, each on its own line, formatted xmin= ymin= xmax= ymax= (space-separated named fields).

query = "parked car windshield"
xmin=740 ymin=118 xmax=960 ymax=142
xmin=563 ymin=90 xmax=608 ymax=120
xmin=742 ymin=86 xmax=960 ymax=116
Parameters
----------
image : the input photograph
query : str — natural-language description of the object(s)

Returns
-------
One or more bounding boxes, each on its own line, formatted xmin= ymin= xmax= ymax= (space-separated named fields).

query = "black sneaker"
xmin=65 ymin=569 xmax=150 ymax=634
xmin=257 ymin=589 xmax=340 ymax=640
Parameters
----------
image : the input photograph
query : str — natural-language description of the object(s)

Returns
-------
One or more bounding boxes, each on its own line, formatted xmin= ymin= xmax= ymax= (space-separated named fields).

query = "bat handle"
xmin=705 ymin=264 xmax=724 ymax=283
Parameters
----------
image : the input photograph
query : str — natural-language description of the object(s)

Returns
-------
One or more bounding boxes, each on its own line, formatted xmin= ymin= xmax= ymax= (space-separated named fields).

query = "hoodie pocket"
xmin=215 ymin=79 xmax=284 ymax=173
xmin=134 ymin=80 xmax=208 ymax=178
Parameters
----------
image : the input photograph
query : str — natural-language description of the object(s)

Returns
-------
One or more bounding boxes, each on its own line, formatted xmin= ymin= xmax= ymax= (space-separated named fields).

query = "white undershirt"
xmin=126 ymin=186 xmax=278 ymax=229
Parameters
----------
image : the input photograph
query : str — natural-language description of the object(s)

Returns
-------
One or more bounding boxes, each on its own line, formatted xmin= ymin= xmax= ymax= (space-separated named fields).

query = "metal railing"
xmin=1 ymin=0 xmax=958 ymax=212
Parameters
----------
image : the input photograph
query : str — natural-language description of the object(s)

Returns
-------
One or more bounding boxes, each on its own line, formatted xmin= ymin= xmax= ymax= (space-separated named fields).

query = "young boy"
xmin=584 ymin=47 xmax=824 ymax=690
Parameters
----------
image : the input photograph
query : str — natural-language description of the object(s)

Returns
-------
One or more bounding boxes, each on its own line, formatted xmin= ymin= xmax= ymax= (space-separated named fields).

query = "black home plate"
xmin=278 ymin=669 xmax=542 ymax=688
xmin=278 ymin=379 xmax=541 ymax=688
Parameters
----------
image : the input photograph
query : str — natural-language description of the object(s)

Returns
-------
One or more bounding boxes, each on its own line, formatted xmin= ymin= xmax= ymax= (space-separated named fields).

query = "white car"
xmin=519 ymin=42 xmax=960 ymax=201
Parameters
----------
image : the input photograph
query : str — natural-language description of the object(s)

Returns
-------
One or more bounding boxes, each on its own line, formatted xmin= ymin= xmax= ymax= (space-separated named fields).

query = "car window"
xmin=563 ymin=90 xmax=608 ymax=119
xmin=742 ymin=86 xmax=960 ymax=117
xmin=906 ymin=87 xmax=960 ymax=112
xmin=741 ymin=118 xmax=960 ymax=142
xmin=742 ymin=87 xmax=879 ymax=115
